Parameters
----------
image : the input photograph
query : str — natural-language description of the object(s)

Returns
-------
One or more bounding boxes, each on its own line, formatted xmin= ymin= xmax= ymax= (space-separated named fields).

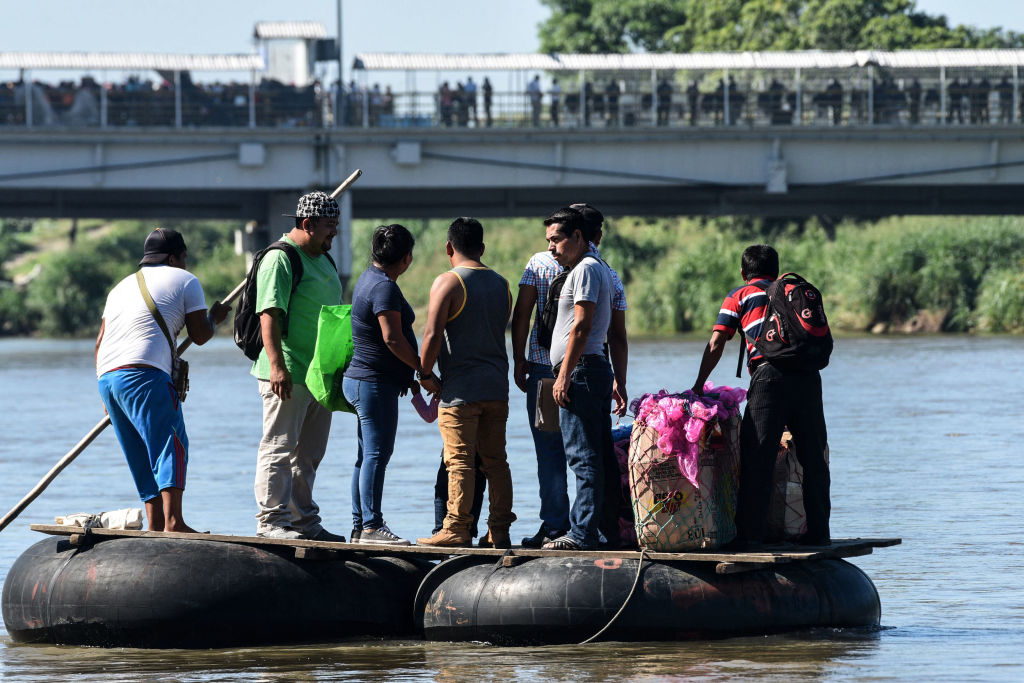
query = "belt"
xmin=552 ymin=353 xmax=606 ymax=377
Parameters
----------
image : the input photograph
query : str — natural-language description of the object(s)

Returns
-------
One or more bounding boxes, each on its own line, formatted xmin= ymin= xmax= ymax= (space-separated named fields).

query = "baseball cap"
xmin=139 ymin=228 xmax=187 ymax=266
xmin=284 ymin=191 xmax=340 ymax=219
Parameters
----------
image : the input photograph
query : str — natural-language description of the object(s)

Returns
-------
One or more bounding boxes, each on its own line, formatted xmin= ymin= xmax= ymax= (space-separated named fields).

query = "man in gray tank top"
xmin=417 ymin=217 xmax=516 ymax=548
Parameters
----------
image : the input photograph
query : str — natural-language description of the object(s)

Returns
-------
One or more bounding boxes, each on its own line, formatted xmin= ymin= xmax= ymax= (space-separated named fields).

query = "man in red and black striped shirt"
xmin=691 ymin=244 xmax=830 ymax=548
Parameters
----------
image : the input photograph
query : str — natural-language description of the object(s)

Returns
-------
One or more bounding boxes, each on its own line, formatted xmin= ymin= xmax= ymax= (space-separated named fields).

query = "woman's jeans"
xmin=342 ymin=376 xmax=400 ymax=530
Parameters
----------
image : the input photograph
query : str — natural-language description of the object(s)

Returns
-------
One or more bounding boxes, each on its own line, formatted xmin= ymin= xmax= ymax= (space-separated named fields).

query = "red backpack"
xmin=737 ymin=272 xmax=833 ymax=376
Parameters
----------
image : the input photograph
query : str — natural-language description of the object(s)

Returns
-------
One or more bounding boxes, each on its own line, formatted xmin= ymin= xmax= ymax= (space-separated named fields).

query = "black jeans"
xmin=738 ymin=363 xmax=830 ymax=543
xmin=432 ymin=453 xmax=485 ymax=538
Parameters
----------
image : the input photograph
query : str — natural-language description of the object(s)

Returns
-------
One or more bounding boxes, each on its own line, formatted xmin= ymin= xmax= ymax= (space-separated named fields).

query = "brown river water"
xmin=1 ymin=336 xmax=1022 ymax=681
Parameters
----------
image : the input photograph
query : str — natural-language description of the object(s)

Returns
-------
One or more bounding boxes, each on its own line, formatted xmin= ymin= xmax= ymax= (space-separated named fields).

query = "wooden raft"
xmin=29 ymin=524 xmax=900 ymax=575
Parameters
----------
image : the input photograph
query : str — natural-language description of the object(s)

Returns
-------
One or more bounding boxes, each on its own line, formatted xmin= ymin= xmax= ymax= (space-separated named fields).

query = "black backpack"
xmin=736 ymin=272 xmax=833 ymax=376
xmin=536 ymin=269 xmax=569 ymax=350
xmin=536 ymin=255 xmax=603 ymax=350
xmin=233 ymin=241 xmax=336 ymax=361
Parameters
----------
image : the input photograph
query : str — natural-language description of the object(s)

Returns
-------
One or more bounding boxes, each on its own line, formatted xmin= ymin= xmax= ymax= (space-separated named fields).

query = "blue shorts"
xmin=98 ymin=367 xmax=188 ymax=502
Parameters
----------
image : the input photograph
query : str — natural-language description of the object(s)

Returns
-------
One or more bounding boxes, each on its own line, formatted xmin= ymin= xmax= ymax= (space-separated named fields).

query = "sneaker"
xmin=417 ymin=528 xmax=472 ymax=547
xmin=257 ymin=526 xmax=303 ymax=540
xmin=350 ymin=528 xmax=362 ymax=543
xmin=358 ymin=524 xmax=411 ymax=546
xmin=303 ymin=528 xmax=347 ymax=543
xmin=521 ymin=524 xmax=567 ymax=549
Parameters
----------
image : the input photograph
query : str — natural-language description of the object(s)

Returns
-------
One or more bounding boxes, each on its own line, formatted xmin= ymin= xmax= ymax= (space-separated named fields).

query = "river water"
xmin=0 ymin=335 xmax=1022 ymax=681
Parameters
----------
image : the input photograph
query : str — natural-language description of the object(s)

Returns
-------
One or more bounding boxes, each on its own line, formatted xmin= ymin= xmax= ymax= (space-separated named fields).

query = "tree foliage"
xmin=3 ymin=220 xmax=245 ymax=337
xmin=538 ymin=0 xmax=1024 ymax=53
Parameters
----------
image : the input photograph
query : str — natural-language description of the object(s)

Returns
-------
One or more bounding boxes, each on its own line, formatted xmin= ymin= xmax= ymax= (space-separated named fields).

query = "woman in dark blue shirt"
xmin=343 ymin=224 xmax=421 ymax=546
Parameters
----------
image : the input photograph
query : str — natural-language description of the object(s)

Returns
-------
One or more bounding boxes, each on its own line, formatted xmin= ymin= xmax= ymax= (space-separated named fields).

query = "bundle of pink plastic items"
xmin=631 ymin=383 xmax=746 ymax=488
xmin=627 ymin=382 xmax=746 ymax=551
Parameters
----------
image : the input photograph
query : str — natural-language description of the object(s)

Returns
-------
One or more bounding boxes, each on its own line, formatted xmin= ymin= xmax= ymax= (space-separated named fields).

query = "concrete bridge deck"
xmin=3 ymin=124 xmax=1022 ymax=277
xmin=2 ymin=125 xmax=1021 ymax=219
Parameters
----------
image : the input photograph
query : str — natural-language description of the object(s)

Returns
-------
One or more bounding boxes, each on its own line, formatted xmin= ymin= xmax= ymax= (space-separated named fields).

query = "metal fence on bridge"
xmin=3 ymin=49 xmax=1024 ymax=130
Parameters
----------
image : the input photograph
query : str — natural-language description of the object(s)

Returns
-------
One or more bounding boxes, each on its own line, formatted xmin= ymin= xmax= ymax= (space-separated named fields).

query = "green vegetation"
xmin=2 ymin=215 xmax=1022 ymax=338
xmin=0 ymin=219 xmax=244 ymax=337
xmin=357 ymin=214 xmax=1024 ymax=336
xmin=538 ymin=0 xmax=1024 ymax=53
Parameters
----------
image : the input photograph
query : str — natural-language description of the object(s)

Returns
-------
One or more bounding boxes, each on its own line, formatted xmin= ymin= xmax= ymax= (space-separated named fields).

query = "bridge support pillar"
xmin=265 ymin=192 xmax=295 ymax=243
xmin=234 ymin=192 xmax=293 ymax=268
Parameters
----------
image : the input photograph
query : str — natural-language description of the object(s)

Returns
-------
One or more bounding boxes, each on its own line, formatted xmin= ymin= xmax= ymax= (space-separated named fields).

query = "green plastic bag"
xmin=305 ymin=304 xmax=355 ymax=413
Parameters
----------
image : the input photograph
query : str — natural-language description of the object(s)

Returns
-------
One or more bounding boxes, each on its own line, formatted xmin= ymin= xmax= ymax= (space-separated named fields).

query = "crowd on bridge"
xmin=3 ymin=71 xmax=1022 ymax=129
xmin=0 ymin=75 xmax=324 ymax=127
xmin=502 ymin=73 xmax=1024 ymax=128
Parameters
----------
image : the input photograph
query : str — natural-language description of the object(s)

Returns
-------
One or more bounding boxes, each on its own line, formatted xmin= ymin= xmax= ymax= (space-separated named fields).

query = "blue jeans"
xmin=558 ymin=358 xmax=614 ymax=548
xmin=342 ymin=376 xmax=400 ymax=530
xmin=526 ymin=362 xmax=570 ymax=531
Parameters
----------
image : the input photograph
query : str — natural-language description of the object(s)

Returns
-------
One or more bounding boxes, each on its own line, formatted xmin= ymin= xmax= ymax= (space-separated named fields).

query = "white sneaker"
xmin=358 ymin=524 xmax=411 ymax=546
xmin=257 ymin=526 xmax=303 ymax=540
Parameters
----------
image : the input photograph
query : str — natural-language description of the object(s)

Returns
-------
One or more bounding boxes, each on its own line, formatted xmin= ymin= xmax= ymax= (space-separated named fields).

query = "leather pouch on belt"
xmin=535 ymin=377 xmax=561 ymax=432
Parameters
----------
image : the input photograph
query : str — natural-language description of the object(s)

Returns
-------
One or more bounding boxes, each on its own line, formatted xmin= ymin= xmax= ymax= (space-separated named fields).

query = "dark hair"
xmin=543 ymin=207 xmax=584 ymax=238
xmin=569 ymin=202 xmax=604 ymax=242
xmin=296 ymin=216 xmax=334 ymax=229
xmin=371 ymin=224 xmax=415 ymax=267
xmin=741 ymin=244 xmax=779 ymax=279
xmin=448 ymin=217 xmax=484 ymax=256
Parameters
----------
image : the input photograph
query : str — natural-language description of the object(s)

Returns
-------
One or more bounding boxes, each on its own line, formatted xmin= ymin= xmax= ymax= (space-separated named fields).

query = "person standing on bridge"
xmin=483 ymin=77 xmax=493 ymax=127
xmin=252 ymin=192 xmax=346 ymax=542
xmin=656 ymin=78 xmax=673 ymax=126
xmin=96 ymin=228 xmax=230 ymax=533
xmin=464 ymin=76 xmax=478 ymax=126
xmin=528 ymin=74 xmax=543 ymax=127
xmin=550 ymin=78 xmax=562 ymax=127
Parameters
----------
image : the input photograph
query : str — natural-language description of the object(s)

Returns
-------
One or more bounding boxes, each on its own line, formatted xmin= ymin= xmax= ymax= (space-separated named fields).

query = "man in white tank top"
xmin=95 ymin=228 xmax=229 ymax=532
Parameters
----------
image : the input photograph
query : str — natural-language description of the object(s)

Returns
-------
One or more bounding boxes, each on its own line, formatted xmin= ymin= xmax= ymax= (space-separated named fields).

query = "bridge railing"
xmin=1 ymin=71 xmax=1021 ymax=129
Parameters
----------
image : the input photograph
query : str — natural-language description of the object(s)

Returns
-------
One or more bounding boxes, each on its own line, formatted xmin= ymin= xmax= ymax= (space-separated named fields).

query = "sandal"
xmin=542 ymin=535 xmax=582 ymax=550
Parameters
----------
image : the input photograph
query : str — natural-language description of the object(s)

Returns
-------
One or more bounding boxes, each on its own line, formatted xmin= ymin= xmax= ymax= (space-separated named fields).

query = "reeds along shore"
xmin=4 ymin=214 xmax=1024 ymax=337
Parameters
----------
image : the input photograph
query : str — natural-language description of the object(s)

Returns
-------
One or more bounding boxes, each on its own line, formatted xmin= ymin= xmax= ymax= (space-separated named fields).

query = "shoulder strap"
xmin=270 ymin=241 xmax=304 ymax=293
xmin=735 ymin=334 xmax=746 ymax=379
xmin=734 ymin=279 xmax=769 ymax=378
xmin=266 ymin=242 xmax=306 ymax=338
xmin=271 ymin=241 xmax=337 ymax=282
xmin=136 ymin=270 xmax=176 ymax=358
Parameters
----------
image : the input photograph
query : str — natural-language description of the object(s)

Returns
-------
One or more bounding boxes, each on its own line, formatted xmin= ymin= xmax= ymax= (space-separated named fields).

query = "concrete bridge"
xmin=2 ymin=124 xmax=1023 ymax=279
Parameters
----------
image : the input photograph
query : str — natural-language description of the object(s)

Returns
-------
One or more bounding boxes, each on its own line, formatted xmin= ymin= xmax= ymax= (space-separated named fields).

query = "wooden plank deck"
xmin=29 ymin=524 xmax=899 ymax=573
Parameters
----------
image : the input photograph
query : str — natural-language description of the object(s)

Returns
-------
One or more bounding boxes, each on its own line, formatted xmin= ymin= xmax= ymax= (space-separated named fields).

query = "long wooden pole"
xmin=0 ymin=170 xmax=363 ymax=534
xmin=330 ymin=168 xmax=362 ymax=198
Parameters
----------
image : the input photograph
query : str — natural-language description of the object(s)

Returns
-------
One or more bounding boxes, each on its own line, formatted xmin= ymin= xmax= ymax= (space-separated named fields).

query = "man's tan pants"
xmin=437 ymin=400 xmax=516 ymax=535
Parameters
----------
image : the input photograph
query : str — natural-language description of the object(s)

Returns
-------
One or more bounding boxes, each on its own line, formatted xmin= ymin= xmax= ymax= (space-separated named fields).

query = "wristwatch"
xmin=416 ymin=369 xmax=435 ymax=381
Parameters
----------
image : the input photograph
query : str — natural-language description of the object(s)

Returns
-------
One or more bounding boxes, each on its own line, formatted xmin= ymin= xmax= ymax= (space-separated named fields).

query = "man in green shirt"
xmin=253 ymin=191 xmax=345 ymax=541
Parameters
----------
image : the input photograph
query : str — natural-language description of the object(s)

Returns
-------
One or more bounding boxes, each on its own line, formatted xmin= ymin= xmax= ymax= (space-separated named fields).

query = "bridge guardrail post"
xmin=174 ymin=71 xmax=182 ymax=129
